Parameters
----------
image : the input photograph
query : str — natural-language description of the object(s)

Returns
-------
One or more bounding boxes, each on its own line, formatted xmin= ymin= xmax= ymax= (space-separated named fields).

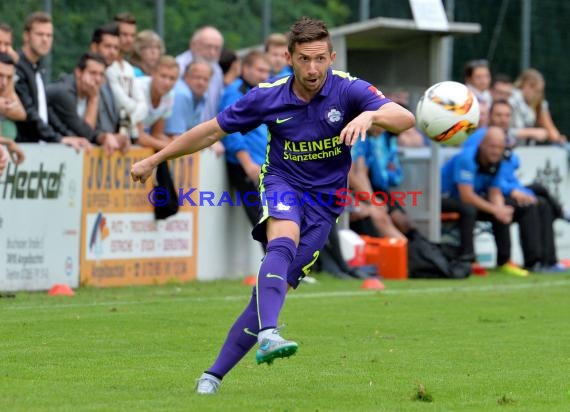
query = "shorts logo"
xmin=276 ymin=116 xmax=293 ymax=124
xmin=276 ymin=202 xmax=291 ymax=211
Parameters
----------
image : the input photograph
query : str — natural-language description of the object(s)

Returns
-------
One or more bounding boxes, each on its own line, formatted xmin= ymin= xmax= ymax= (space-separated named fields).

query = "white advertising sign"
xmin=85 ymin=212 xmax=193 ymax=261
xmin=0 ymin=145 xmax=83 ymax=292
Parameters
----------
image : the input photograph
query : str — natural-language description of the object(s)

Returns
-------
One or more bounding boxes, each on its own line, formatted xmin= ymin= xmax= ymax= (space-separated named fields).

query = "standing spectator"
xmin=509 ymin=68 xmax=566 ymax=145
xmin=176 ymin=26 xmax=224 ymax=121
xmin=114 ymin=12 xmax=137 ymax=59
xmin=89 ymin=23 xmax=123 ymax=140
xmin=135 ymin=55 xmax=179 ymax=150
xmin=264 ymin=33 xmax=292 ymax=79
xmin=219 ymin=48 xmax=240 ymax=87
xmin=464 ymin=59 xmax=492 ymax=106
xmin=164 ymin=60 xmax=212 ymax=137
xmin=14 ymin=11 xmax=90 ymax=151
xmin=0 ymin=23 xmax=19 ymax=63
xmin=220 ymin=50 xmax=270 ymax=226
xmin=106 ymin=13 xmax=147 ymax=140
xmin=130 ymin=30 xmax=165 ymax=77
xmin=46 ymin=53 xmax=126 ymax=156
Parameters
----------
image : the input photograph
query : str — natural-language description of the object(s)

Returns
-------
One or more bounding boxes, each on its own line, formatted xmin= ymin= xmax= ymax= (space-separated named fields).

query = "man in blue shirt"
xmin=220 ymin=50 xmax=270 ymax=227
xmin=441 ymin=126 xmax=531 ymax=276
xmin=164 ymin=60 xmax=212 ymax=136
xmin=349 ymin=126 xmax=414 ymax=239
xmin=131 ymin=17 xmax=414 ymax=394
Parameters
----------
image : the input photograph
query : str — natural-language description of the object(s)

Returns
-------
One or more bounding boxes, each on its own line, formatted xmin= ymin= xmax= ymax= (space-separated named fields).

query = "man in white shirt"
xmin=105 ymin=14 xmax=147 ymax=140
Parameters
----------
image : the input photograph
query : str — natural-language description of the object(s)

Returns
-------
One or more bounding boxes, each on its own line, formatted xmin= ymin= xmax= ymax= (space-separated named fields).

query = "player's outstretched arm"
xmin=340 ymin=102 xmax=415 ymax=146
xmin=131 ymin=118 xmax=226 ymax=184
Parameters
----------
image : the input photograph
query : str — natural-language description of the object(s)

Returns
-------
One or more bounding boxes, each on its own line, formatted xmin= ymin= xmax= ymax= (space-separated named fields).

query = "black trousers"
xmin=226 ymin=162 xmax=261 ymax=228
xmin=441 ymin=197 xmax=512 ymax=266
xmin=442 ymin=196 xmax=551 ymax=268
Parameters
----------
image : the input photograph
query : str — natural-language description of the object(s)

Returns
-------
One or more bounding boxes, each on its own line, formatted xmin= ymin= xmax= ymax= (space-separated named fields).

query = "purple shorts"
xmin=252 ymin=174 xmax=341 ymax=288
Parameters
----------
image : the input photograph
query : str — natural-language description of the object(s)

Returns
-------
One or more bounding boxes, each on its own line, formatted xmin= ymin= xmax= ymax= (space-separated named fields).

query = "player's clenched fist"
xmin=131 ymin=159 xmax=154 ymax=184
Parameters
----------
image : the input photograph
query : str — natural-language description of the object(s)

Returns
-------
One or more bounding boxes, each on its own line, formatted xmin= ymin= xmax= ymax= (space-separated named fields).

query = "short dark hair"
xmin=287 ymin=17 xmax=331 ymax=54
xmin=76 ymin=52 xmax=106 ymax=71
xmin=0 ymin=52 xmax=15 ymax=66
xmin=491 ymin=73 xmax=512 ymax=87
xmin=0 ymin=22 xmax=12 ymax=34
xmin=91 ymin=23 xmax=119 ymax=44
xmin=114 ymin=12 xmax=136 ymax=25
xmin=24 ymin=11 xmax=52 ymax=32
xmin=463 ymin=59 xmax=489 ymax=80
xmin=489 ymin=99 xmax=512 ymax=114
xmin=219 ymin=48 xmax=238 ymax=75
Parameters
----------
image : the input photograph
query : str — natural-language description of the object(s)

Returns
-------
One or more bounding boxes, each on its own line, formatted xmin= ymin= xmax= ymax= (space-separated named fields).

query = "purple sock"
xmin=256 ymin=237 xmax=297 ymax=330
xmin=208 ymin=288 xmax=260 ymax=378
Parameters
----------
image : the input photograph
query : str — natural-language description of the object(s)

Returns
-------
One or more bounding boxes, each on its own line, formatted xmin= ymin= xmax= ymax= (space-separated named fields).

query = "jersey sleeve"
xmin=216 ymin=87 xmax=263 ymax=135
xmin=346 ymin=79 xmax=393 ymax=113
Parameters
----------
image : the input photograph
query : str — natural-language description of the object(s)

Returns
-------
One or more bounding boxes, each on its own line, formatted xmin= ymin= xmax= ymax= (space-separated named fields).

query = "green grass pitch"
xmin=2 ymin=272 xmax=570 ymax=411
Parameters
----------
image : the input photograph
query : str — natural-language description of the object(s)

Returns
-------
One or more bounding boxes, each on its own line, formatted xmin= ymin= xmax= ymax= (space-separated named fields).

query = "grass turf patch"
xmin=1 ymin=272 xmax=570 ymax=411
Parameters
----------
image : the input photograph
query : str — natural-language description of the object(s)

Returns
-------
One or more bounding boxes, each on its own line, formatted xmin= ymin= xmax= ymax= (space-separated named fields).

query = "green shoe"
xmin=497 ymin=262 xmax=529 ymax=277
xmin=256 ymin=335 xmax=298 ymax=365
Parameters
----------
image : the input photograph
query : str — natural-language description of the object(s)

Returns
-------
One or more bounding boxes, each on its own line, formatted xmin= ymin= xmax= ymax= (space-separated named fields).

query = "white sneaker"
xmin=195 ymin=372 xmax=221 ymax=395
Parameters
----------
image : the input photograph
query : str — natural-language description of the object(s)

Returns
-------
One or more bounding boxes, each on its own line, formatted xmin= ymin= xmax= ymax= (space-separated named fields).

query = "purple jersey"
xmin=217 ymin=68 xmax=391 ymax=194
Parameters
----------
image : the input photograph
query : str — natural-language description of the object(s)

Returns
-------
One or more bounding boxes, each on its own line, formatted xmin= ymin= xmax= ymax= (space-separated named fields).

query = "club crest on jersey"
xmin=368 ymin=85 xmax=385 ymax=99
xmin=326 ymin=107 xmax=343 ymax=124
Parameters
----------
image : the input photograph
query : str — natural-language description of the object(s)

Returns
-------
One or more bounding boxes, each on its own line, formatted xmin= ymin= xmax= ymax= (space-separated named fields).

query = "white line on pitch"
xmin=4 ymin=279 xmax=570 ymax=311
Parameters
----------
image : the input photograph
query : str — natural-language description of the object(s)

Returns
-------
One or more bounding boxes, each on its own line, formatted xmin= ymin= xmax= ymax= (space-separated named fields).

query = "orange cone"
xmin=242 ymin=275 xmax=257 ymax=286
xmin=48 ymin=284 xmax=75 ymax=296
xmin=360 ymin=277 xmax=385 ymax=290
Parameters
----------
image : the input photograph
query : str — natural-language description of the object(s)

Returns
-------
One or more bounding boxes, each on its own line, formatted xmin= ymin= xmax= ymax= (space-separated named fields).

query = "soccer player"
xmin=130 ymin=17 xmax=414 ymax=394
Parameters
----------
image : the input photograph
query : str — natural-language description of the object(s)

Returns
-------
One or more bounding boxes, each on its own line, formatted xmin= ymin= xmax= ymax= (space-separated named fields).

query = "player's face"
xmin=0 ymin=61 xmax=14 ymax=94
xmin=289 ymin=40 xmax=335 ymax=100
xmin=266 ymin=45 xmax=288 ymax=73
xmin=243 ymin=58 xmax=270 ymax=86
xmin=25 ymin=22 xmax=53 ymax=58
xmin=152 ymin=65 xmax=179 ymax=96
xmin=92 ymin=35 xmax=120 ymax=66
xmin=185 ymin=63 xmax=212 ymax=98
xmin=117 ymin=22 xmax=136 ymax=54
xmin=0 ymin=29 xmax=13 ymax=54
xmin=489 ymin=104 xmax=512 ymax=129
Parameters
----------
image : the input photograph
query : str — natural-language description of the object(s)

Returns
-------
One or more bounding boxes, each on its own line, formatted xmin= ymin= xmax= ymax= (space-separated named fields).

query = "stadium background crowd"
xmin=1 ymin=3 xmax=569 ymax=280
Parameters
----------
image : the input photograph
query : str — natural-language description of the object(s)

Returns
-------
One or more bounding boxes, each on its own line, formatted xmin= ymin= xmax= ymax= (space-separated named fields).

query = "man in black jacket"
xmin=47 ymin=52 xmax=126 ymax=156
xmin=14 ymin=11 xmax=89 ymax=151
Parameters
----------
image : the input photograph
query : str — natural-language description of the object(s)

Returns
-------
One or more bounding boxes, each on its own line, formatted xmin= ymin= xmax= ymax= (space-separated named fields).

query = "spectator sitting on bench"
xmin=441 ymin=126 xmax=531 ymax=277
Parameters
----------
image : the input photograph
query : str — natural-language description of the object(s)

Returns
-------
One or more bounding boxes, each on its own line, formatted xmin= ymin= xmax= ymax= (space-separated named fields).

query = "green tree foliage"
xmin=1 ymin=0 xmax=349 ymax=79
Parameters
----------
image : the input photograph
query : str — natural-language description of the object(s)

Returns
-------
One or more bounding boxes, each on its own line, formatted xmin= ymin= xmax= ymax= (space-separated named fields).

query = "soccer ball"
xmin=415 ymin=81 xmax=480 ymax=146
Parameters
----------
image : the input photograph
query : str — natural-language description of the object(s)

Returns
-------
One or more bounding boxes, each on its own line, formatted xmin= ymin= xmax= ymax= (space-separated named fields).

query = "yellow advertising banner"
xmin=80 ymin=147 xmax=199 ymax=287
